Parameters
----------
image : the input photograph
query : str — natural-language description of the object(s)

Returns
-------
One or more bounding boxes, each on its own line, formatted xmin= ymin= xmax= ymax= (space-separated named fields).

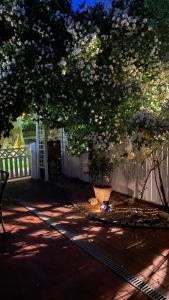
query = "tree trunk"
xmin=140 ymin=166 xmax=154 ymax=201
xmin=156 ymin=159 xmax=169 ymax=212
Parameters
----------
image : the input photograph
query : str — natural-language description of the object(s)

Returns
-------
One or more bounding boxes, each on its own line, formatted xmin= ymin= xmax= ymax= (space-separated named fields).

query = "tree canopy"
xmin=0 ymin=0 xmax=71 ymax=135
xmin=0 ymin=0 xmax=169 ymax=152
xmin=48 ymin=0 xmax=168 ymax=155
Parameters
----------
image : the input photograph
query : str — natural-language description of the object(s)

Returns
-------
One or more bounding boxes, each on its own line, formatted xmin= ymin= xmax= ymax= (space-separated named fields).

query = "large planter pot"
xmin=93 ymin=185 xmax=112 ymax=203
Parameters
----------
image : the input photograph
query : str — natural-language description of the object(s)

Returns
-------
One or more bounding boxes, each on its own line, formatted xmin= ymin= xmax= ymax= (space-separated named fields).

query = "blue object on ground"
xmin=101 ymin=201 xmax=111 ymax=213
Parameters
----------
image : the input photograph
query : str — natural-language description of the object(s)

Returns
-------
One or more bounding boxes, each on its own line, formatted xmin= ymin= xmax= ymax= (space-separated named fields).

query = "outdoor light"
xmin=101 ymin=201 xmax=111 ymax=213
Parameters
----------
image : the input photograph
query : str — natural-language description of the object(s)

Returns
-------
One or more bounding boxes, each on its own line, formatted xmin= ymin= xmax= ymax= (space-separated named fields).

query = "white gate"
xmin=0 ymin=147 xmax=31 ymax=179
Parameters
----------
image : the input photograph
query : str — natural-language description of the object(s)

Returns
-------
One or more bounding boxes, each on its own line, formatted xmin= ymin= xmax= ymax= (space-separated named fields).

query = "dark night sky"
xmin=72 ymin=0 xmax=111 ymax=10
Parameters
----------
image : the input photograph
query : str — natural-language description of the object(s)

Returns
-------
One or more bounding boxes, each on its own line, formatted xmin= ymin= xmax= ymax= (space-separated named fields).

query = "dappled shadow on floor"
xmin=0 ymin=204 xmax=149 ymax=300
xmin=2 ymin=177 xmax=168 ymax=299
xmin=25 ymin=202 xmax=169 ymax=299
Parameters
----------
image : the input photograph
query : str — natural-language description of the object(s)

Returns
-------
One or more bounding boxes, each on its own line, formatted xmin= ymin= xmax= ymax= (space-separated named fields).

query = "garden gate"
xmin=0 ymin=147 xmax=31 ymax=179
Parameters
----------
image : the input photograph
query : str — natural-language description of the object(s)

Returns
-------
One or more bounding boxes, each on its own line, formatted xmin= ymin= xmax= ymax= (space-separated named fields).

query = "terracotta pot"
xmin=93 ymin=185 xmax=112 ymax=203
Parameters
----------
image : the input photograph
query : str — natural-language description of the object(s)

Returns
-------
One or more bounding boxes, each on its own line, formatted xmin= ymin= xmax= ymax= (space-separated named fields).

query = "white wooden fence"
xmin=111 ymin=157 xmax=169 ymax=206
xmin=0 ymin=147 xmax=31 ymax=179
xmin=59 ymin=131 xmax=169 ymax=206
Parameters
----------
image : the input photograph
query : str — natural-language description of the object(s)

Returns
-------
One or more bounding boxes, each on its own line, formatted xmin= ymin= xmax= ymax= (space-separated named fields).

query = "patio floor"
xmin=1 ymin=178 xmax=169 ymax=299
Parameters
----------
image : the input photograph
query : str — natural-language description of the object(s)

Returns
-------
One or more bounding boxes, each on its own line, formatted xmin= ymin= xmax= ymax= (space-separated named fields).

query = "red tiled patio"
xmin=1 ymin=178 xmax=169 ymax=300
xmin=1 ymin=204 xmax=148 ymax=300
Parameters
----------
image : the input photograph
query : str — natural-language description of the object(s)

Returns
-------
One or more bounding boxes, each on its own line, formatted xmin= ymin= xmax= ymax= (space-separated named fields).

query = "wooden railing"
xmin=0 ymin=147 xmax=31 ymax=179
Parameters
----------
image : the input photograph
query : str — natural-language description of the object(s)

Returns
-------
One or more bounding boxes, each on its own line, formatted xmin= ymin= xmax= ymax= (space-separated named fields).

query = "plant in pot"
xmin=89 ymin=150 xmax=114 ymax=212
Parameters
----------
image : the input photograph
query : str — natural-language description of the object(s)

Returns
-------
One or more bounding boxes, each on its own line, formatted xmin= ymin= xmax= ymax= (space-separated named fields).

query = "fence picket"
xmin=14 ymin=157 xmax=19 ymax=178
xmin=19 ymin=157 xmax=23 ymax=177
xmin=10 ymin=158 xmax=14 ymax=179
xmin=23 ymin=156 xmax=27 ymax=176
xmin=5 ymin=158 xmax=8 ymax=173
xmin=0 ymin=159 xmax=3 ymax=172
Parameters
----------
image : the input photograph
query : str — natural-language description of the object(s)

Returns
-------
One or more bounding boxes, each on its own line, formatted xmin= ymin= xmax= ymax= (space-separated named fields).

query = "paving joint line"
xmin=18 ymin=200 xmax=167 ymax=300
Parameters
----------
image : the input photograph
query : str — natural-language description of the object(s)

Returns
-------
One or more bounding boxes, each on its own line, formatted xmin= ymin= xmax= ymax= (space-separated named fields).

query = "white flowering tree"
xmin=46 ymin=1 xmax=167 ymax=156
xmin=1 ymin=0 xmax=169 ymax=157
xmin=128 ymin=0 xmax=169 ymax=63
xmin=0 ymin=0 xmax=71 ymax=136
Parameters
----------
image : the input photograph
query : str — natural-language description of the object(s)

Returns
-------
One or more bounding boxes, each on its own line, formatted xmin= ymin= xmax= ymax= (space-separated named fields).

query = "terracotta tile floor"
xmin=24 ymin=201 xmax=169 ymax=298
xmin=0 ymin=204 xmax=150 ymax=300
xmin=1 ymin=178 xmax=169 ymax=299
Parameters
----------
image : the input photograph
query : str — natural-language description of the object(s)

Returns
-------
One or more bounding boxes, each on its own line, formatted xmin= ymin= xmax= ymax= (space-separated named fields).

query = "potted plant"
xmin=89 ymin=150 xmax=114 ymax=204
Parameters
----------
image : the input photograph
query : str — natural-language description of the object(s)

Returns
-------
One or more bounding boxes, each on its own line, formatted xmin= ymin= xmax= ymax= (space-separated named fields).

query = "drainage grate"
xmin=22 ymin=203 xmax=167 ymax=300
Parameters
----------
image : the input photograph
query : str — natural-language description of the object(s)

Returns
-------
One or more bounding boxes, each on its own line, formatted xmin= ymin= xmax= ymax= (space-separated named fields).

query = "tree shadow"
xmin=31 ymin=201 xmax=169 ymax=299
xmin=2 ymin=178 xmax=169 ymax=299
xmin=0 ymin=204 xmax=149 ymax=300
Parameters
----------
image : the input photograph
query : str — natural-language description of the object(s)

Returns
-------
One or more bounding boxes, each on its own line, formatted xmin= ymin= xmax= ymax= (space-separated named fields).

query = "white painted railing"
xmin=0 ymin=147 xmax=31 ymax=179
